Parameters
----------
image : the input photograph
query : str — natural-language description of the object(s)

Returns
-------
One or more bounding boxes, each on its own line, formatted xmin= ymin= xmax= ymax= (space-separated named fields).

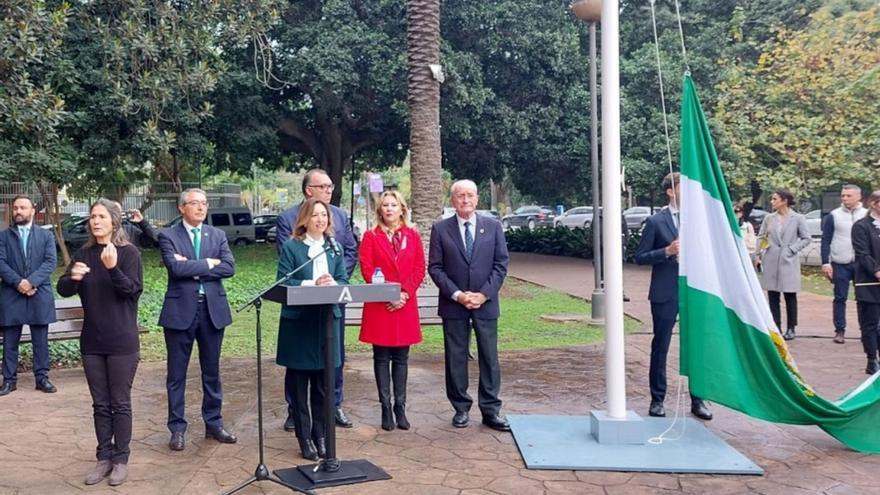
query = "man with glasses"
xmin=276 ymin=169 xmax=358 ymax=429
xmin=158 ymin=188 xmax=238 ymax=451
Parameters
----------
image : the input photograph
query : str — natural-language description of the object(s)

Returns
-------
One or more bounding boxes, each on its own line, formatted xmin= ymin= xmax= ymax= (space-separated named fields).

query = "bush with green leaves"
xmin=505 ymin=226 xmax=642 ymax=262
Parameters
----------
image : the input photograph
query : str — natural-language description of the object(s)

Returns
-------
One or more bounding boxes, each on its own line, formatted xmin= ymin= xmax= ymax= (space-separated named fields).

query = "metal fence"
xmin=0 ymin=182 xmax=243 ymax=228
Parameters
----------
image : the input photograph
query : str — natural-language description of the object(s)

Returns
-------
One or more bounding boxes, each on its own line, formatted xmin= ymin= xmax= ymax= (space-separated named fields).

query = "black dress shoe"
xmin=452 ymin=411 xmax=469 ymax=428
xmin=169 ymin=432 xmax=185 ymax=451
xmin=691 ymin=401 xmax=713 ymax=421
xmin=335 ymin=407 xmax=354 ymax=428
xmin=283 ymin=414 xmax=296 ymax=432
xmin=0 ymin=381 xmax=16 ymax=396
xmin=481 ymin=414 xmax=511 ymax=432
xmin=313 ymin=437 xmax=326 ymax=458
xmin=298 ymin=437 xmax=318 ymax=461
xmin=35 ymin=378 xmax=57 ymax=393
xmin=866 ymin=358 xmax=879 ymax=375
xmin=783 ymin=327 xmax=796 ymax=341
xmin=205 ymin=428 xmax=237 ymax=444
xmin=648 ymin=401 xmax=665 ymax=417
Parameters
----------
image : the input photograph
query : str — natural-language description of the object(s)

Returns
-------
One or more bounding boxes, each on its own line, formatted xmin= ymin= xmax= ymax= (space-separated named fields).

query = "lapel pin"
xmin=480 ymin=229 xmax=484 ymax=234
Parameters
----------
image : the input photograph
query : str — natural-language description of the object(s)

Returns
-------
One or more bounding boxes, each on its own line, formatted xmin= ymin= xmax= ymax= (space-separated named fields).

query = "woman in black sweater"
xmin=57 ymin=199 xmax=142 ymax=487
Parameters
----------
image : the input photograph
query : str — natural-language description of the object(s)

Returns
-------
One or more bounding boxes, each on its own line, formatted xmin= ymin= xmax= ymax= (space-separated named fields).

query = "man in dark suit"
xmin=158 ymin=188 xmax=237 ymax=451
xmin=0 ymin=195 xmax=57 ymax=396
xmin=428 ymin=179 xmax=510 ymax=431
xmin=635 ymin=172 xmax=711 ymax=421
xmin=276 ymin=168 xmax=357 ymax=429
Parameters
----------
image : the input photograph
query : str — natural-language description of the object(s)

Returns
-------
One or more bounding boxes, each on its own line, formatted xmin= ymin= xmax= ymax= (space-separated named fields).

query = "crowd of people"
xmin=1 ymin=169 xmax=878 ymax=487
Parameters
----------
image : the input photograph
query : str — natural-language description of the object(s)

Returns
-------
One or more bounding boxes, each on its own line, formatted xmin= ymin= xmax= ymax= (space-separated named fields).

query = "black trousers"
xmin=768 ymin=291 xmax=798 ymax=329
xmin=857 ymin=301 xmax=880 ymax=359
xmin=82 ymin=352 xmax=139 ymax=464
xmin=442 ymin=317 xmax=502 ymax=416
xmin=2 ymin=324 xmax=49 ymax=383
xmin=284 ymin=368 xmax=326 ymax=441
xmin=649 ymin=301 xmax=700 ymax=405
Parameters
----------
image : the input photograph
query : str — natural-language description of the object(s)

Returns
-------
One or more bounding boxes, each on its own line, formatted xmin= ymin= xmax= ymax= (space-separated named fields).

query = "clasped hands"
xmin=173 ymin=253 xmax=221 ymax=268
xmin=16 ymin=279 xmax=36 ymax=297
xmin=457 ymin=291 xmax=487 ymax=310
xmin=386 ymin=291 xmax=409 ymax=312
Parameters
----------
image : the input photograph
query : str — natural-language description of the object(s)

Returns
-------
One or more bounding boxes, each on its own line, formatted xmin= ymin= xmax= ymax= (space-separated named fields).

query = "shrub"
xmin=505 ymin=225 xmax=643 ymax=262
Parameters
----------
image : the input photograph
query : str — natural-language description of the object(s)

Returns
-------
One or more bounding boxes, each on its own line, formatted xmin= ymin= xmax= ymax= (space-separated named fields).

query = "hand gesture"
xmin=130 ymin=209 xmax=144 ymax=223
xmin=665 ymin=239 xmax=680 ymax=257
xmin=101 ymin=243 xmax=118 ymax=269
xmin=315 ymin=273 xmax=334 ymax=286
xmin=71 ymin=262 xmax=90 ymax=281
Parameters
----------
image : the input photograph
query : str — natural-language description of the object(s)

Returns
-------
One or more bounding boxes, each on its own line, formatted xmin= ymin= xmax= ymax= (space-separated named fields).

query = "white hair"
xmin=450 ymin=179 xmax=478 ymax=196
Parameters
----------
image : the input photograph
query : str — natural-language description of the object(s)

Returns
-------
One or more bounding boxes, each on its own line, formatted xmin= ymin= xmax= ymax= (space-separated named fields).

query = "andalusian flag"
xmin=678 ymin=74 xmax=880 ymax=453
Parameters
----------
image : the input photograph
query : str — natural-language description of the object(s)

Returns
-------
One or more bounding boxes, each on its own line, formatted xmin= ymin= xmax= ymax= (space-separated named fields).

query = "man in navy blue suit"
xmin=635 ymin=172 xmax=711 ymax=421
xmin=276 ymin=168 xmax=357 ymax=429
xmin=428 ymin=179 xmax=511 ymax=431
xmin=0 ymin=195 xmax=57 ymax=396
xmin=159 ymin=188 xmax=237 ymax=451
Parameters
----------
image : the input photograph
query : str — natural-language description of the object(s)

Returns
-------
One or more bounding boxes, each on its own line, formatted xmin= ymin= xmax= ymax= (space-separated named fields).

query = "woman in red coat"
xmin=359 ymin=191 xmax=425 ymax=431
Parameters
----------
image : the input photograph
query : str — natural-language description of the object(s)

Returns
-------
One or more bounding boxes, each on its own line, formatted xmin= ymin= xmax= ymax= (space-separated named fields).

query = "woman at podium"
xmin=276 ymin=198 xmax=347 ymax=461
xmin=358 ymin=191 xmax=425 ymax=431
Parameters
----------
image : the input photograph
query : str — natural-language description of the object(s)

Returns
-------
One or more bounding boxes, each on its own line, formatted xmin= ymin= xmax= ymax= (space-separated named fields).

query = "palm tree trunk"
xmin=406 ymin=0 xmax=442 ymax=256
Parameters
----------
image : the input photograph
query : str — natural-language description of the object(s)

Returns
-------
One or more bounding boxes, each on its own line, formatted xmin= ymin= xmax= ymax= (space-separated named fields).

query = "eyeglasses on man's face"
xmin=184 ymin=200 xmax=208 ymax=207
xmin=308 ymin=184 xmax=335 ymax=192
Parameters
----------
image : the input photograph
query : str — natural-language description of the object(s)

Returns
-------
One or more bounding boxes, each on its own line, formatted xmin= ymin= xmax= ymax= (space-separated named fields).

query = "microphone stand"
xmin=223 ymin=244 xmax=335 ymax=495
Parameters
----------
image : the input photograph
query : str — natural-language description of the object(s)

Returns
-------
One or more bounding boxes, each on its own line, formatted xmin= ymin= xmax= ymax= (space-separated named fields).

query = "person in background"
xmin=0 ymin=195 xmax=58 ymax=396
xmin=851 ymin=190 xmax=880 ymax=374
xmin=57 ymin=199 xmax=142 ymax=486
xmin=820 ymin=185 xmax=867 ymax=344
xmin=358 ymin=191 xmax=425 ymax=431
xmin=757 ymin=189 xmax=812 ymax=341
xmin=635 ymin=172 xmax=712 ymax=421
xmin=735 ymin=203 xmax=758 ymax=268
xmin=276 ymin=168 xmax=357 ymax=429
xmin=276 ymin=198 xmax=347 ymax=460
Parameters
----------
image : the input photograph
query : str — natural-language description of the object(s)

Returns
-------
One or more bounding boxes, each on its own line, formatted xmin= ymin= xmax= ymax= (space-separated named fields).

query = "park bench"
xmin=344 ymin=286 xmax=442 ymax=327
xmin=18 ymin=298 xmax=146 ymax=343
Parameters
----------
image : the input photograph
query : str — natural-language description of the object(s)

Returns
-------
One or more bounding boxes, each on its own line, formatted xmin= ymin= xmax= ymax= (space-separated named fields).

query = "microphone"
xmin=330 ymin=238 xmax=342 ymax=256
xmin=237 ymin=241 xmax=336 ymax=312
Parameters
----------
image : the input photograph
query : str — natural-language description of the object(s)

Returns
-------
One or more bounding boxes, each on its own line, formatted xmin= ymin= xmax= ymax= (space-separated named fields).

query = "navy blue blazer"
xmin=157 ymin=222 xmax=235 ymax=330
xmin=275 ymin=203 xmax=357 ymax=278
xmin=428 ymin=215 xmax=509 ymax=320
xmin=0 ymin=225 xmax=57 ymax=326
xmin=634 ymin=207 xmax=679 ymax=304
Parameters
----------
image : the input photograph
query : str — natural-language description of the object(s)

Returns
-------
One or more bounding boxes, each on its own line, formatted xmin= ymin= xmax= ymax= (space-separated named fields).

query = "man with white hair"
xmin=428 ymin=179 xmax=511 ymax=431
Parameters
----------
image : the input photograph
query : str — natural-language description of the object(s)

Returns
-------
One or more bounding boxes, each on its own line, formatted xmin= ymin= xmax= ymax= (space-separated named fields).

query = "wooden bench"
xmin=344 ymin=286 xmax=442 ymax=327
xmin=18 ymin=299 xmax=146 ymax=343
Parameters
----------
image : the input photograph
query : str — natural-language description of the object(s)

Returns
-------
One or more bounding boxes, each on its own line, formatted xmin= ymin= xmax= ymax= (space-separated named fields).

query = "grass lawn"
xmin=58 ymin=243 xmax=630 ymax=362
xmin=801 ymin=265 xmax=854 ymax=299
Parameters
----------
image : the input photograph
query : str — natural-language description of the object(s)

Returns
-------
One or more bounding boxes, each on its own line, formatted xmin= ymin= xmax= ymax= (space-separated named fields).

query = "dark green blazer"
xmin=275 ymin=237 xmax=347 ymax=370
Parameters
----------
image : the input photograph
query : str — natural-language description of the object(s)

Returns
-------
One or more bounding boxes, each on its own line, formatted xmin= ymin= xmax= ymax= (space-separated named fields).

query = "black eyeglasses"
xmin=307 ymin=184 xmax=335 ymax=192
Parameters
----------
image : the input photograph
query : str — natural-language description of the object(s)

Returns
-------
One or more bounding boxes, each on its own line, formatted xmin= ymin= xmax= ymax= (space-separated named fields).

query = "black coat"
xmin=852 ymin=215 xmax=880 ymax=304
xmin=635 ymin=207 xmax=679 ymax=304
xmin=0 ymin=226 xmax=57 ymax=326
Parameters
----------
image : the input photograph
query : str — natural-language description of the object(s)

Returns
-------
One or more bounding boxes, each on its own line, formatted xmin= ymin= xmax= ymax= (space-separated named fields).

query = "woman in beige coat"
xmin=757 ymin=189 xmax=812 ymax=341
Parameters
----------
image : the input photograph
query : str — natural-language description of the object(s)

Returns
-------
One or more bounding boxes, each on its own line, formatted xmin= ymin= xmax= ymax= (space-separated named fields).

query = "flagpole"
xmin=600 ymin=0 xmax=626 ymax=420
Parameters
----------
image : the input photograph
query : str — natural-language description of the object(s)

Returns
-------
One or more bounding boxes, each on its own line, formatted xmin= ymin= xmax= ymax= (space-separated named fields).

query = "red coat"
xmin=358 ymin=225 xmax=426 ymax=347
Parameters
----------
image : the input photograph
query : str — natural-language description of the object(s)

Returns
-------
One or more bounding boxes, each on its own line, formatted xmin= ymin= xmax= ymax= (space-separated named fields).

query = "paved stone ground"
xmin=0 ymin=253 xmax=878 ymax=494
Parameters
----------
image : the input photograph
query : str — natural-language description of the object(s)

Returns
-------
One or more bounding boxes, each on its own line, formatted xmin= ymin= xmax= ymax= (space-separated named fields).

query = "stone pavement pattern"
xmin=0 ymin=253 xmax=878 ymax=494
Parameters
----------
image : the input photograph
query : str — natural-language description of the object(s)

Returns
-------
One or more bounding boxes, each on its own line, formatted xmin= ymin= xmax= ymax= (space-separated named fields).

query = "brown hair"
xmin=772 ymin=188 xmax=796 ymax=207
xmin=661 ymin=172 xmax=680 ymax=192
xmin=375 ymin=190 xmax=410 ymax=229
xmin=291 ymin=198 xmax=334 ymax=240
xmin=85 ymin=198 xmax=130 ymax=247
xmin=867 ymin=190 xmax=880 ymax=208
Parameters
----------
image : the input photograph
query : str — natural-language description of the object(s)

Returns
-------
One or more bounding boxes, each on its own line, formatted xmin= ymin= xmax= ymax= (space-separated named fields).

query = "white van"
xmin=166 ymin=206 xmax=256 ymax=246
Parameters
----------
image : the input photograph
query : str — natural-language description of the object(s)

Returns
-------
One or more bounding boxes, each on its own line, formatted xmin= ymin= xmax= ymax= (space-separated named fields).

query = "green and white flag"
xmin=678 ymin=75 xmax=880 ymax=453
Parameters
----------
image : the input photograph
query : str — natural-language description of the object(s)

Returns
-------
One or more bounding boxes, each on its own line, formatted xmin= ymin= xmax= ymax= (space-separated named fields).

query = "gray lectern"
xmin=265 ymin=283 xmax=400 ymax=490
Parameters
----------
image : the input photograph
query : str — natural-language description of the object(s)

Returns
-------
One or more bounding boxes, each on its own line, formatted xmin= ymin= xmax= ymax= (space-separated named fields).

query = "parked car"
xmin=501 ymin=205 xmax=556 ymax=230
xmin=747 ymin=206 xmax=769 ymax=232
xmin=476 ymin=209 xmax=500 ymax=219
xmin=61 ymin=216 xmax=157 ymax=250
xmin=165 ymin=206 xmax=256 ymax=245
xmin=554 ymin=206 xmax=594 ymax=229
xmin=253 ymin=214 xmax=278 ymax=242
xmin=623 ymin=206 xmax=658 ymax=230
xmin=266 ymin=225 xmax=277 ymax=243
xmin=441 ymin=207 xmax=456 ymax=219
xmin=804 ymin=209 xmax=822 ymax=238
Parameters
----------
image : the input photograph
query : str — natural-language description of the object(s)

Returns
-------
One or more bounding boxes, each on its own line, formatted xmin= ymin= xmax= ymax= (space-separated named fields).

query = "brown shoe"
xmin=108 ymin=463 xmax=128 ymax=486
xmin=833 ymin=332 xmax=845 ymax=344
xmin=84 ymin=460 xmax=113 ymax=485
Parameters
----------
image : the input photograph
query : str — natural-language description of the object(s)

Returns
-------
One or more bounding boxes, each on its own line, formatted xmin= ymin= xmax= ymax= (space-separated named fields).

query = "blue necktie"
xmin=464 ymin=221 xmax=474 ymax=259
xmin=192 ymin=227 xmax=204 ymax=294
xmin=20 ymin=227 xmax=29 ymax=255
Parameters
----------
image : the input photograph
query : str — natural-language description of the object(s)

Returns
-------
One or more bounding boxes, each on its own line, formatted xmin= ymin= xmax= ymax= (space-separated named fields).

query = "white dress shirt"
xmin=451 ymin=214 xmax=477 ymax=302
xmin=300 ymin=234 xmax=337 ymax=286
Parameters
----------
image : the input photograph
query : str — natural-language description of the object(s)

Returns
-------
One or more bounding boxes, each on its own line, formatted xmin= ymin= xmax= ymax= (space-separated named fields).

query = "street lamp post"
xmin=571 ymin=0 xmax=604 ymax=322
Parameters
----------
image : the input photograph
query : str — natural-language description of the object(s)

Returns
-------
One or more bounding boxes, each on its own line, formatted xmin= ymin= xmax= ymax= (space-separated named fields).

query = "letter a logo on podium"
xmin=338 ymin=286 xmax=353 ymax=303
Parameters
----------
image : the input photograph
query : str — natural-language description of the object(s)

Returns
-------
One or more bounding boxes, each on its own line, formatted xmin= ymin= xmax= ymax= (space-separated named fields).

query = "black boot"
xmin=375 ymin=357 xmax=395 ymax=431
xmin=783 ymin=326 xmax=796 ymax=341
xmin=297 ymin=437 xmax=318 ymax=461
xmin=392 ymin=358 xmax=410 ymax=430
xmin=866 ymin=358 xmax=879 ymax=375
xmin=313 ymin=437 xmax=326 ymax=458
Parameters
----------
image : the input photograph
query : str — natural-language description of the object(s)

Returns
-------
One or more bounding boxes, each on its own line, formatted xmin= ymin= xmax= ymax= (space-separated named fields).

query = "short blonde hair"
xmin=375 ymin=191 xmax=410 ymax=228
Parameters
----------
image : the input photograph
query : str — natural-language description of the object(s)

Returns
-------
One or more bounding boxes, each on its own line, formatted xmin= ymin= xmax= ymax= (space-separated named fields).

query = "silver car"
xmin=623 ymin=206 xmax=657 ymax=230
xmin=805 ymin=209 xmax=822 ymax=238
xmin=554 ymin=206 xmax=594 ymax=229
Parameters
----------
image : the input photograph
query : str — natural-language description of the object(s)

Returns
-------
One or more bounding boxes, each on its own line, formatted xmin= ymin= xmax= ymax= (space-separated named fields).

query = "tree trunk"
xmin=406 ymin=0 xmax=443 ymax=257
xmin=37 ymin=180 xmax=70 ymax=267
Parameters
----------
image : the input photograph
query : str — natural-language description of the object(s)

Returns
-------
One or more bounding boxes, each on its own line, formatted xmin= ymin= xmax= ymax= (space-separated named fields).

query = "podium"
xmin=264 ymin=283 xmax=400 ymax=490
